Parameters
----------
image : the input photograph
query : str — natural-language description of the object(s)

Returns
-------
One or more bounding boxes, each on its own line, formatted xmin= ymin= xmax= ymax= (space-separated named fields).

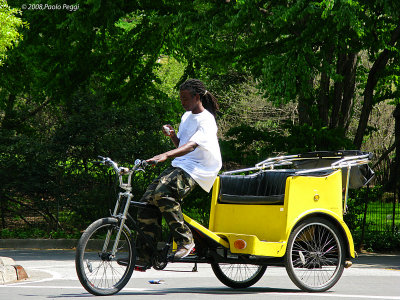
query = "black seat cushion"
xmin=219 ymin=170 xmax=296 ymax=205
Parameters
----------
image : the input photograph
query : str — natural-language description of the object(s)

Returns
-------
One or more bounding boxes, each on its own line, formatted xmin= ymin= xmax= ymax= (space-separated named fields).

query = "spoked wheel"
xmin=285 ymin=217 xmax=346 ymax=292
xmin=211 ymin=263 xmax=267 ymax=288
xmin=75 ymin=217 xmax=135 ymax=296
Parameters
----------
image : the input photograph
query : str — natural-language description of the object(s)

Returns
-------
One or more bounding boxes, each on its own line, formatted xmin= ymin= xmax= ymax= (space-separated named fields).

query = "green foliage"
xmin=0 ymin=227 xmax=80 ymax=239
xmin=353 ymin=230 xmax=400 ymax=252
xmin=170 ymin=0 xmax=400 ymax=148
xmin=182 ymin=186 xmax=211 ymax=227
xmin=219 ymin=121 xmax=354 ymax=167
xmin=280 ymin=123 xmax=355 ymax=154
xmin=0 ymin=1 xmax=187 ymax=232
xmin=0 ymin=0 xmax=24 ymax=65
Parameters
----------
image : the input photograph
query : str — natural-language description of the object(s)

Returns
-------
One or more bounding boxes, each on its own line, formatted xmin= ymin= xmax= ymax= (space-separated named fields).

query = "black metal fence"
xmin=357 ymin=194 xmax=400 ymax=233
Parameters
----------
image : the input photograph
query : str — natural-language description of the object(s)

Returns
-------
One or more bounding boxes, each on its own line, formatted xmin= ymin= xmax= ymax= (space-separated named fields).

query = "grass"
xmin=359 ymin=201 xmax=400 ymax=232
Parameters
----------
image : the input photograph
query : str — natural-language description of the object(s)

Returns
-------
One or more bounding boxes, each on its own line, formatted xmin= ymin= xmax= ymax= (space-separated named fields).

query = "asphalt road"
xmin=0 ymin=249 xmax=399 ymax=300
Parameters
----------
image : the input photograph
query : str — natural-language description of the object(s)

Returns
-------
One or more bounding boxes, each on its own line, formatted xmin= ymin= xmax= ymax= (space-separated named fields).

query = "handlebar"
xmin=96 ymin=156 xmax=156 ymax=175
xmin=95 ymin=156 xmax=157 ymax=191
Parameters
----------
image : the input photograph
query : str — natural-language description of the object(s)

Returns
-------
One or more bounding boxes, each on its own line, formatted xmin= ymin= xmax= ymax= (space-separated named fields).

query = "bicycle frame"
xmin=97 ymin=157 xmax=171 ymax=262
xmin=96 ymin=157 xmax=143 ymax=257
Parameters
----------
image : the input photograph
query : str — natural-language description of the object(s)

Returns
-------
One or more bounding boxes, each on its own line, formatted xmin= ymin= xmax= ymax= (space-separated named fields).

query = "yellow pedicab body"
xmin=207 ymin=169 xmax=355 ymax=258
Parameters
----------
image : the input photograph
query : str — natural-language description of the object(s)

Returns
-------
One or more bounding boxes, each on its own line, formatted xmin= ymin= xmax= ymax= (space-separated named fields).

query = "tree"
xmin=169 ymin=0 xmax=400 ymax=150
xmin=0 ymin=0 xmax=23 ymax=65
xmin=0 ymin=0 xmax=184 ymax=230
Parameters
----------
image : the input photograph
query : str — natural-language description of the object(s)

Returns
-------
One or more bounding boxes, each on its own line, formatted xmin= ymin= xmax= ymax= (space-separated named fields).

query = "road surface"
xmin=0 ymin=249 xmax=399 ymax=300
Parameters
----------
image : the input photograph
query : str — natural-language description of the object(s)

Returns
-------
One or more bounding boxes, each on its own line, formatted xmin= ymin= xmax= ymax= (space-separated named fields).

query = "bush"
xmin=353 ymin=230 xmax=400 ymax=252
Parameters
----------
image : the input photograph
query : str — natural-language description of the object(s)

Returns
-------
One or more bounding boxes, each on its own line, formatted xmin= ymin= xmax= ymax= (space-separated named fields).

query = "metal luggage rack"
xmin=222 ymin=151 xmax=374 ymax=214
xmin=222 ymin=151 xmax=372 ymax=175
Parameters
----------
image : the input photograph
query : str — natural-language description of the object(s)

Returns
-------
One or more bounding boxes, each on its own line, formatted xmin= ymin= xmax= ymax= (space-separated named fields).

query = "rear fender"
xmin=286 ymin=210 xmax=355 ymax=259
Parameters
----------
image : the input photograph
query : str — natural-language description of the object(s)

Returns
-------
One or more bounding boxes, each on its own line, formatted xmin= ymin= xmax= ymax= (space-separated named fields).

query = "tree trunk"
xmin=318 ymin=52 xmax=333 ymax=125
xmin=339 ymin=53 xmax=357 ymax=130
xmin=318 ymin=71 xmax=330 ymax=125
xmin=298 ymin=96 xmax=312 ymax=125
xmin=354 ymin=24 xmax=400 ymax=149
xmin=330 ymin=54 xmax=346 ymax=128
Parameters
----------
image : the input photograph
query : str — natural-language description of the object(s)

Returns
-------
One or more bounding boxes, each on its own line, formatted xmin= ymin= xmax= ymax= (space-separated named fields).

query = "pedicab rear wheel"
xmin=211 ymin=263 xmax=267 ymax=289
xmin=284 ymin=217 xmax=345 ymax=292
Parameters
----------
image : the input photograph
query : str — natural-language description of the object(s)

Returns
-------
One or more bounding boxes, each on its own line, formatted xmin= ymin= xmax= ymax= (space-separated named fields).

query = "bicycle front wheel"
xmin=75 ymin=217 xmax=135 ymax=296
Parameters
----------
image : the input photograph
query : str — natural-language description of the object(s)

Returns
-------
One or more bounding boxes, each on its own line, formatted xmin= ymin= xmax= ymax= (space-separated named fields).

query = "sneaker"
xmin=134 ymin=258 xmax=151 ymax=272
xmin=134 ymin=266 xmax=147 ymax=272
xmin=174 ymin=242 xmax=195 ymax=259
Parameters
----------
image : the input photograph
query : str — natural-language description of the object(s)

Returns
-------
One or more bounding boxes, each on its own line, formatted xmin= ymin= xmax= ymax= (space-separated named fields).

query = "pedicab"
xmin=75 ymin=150 xmax=374 ymax=295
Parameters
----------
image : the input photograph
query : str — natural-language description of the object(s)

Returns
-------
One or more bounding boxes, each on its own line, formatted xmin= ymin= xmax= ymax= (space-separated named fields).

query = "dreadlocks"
xmin=179 ymin=79 xmax=219 ymax=118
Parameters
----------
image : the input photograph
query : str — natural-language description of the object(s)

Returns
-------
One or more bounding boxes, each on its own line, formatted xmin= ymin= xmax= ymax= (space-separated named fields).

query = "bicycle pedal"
xmin=116 ymin=258 xmax=129 ymax=266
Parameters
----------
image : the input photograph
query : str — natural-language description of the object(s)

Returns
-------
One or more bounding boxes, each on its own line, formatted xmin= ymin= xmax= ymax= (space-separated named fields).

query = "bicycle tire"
xmin=211 ymin=263 xmax=267 ymax=289
xmin=75 ymin=217 xmax=135 ymax=296
xmin=284 ymin=217 xmax=345 ymax=292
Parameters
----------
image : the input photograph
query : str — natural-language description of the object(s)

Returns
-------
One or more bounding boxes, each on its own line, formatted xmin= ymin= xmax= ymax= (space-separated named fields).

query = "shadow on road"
xmin=55 ymin=286 xmax=303 ymax=298
xmin=354 ymin=254 xmax=400 ymax=270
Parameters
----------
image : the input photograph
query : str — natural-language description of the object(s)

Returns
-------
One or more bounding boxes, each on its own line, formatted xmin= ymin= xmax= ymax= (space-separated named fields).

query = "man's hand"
xmin=146 ymin=153 xmax=168 ymax=164
xmin=146 ymin=141 xmax=197 ymax=164
xmin=162 ymin=124 xmax=179 ymax=147
xmin=162 ymin=124 xmax=175 ymax=136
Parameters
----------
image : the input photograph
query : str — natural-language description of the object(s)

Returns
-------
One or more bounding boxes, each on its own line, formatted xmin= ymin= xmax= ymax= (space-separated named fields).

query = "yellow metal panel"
xmin=216 ymin=233 xmax=286 ymax=257
xmin=209 ymin=176 xmax=287 ymax=242
xmin=341 ymin=220 xmax=356 ymax=258
xmin=285 ymin=170 xmax=343 ymax=224
xmin=283 ymin=170 xmax=355 ymax=258
xmin=183 ymin=214 xmax=229 ymax=248
xmin=210 ymin=203 xmax=286 ymax=242
xmin=207 ymin=170 xmax=355 ymax=258
xmin=208 ymin=177 xmax=220 ymax=231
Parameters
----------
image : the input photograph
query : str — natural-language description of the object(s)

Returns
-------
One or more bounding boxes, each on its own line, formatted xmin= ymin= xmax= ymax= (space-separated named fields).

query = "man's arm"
xmin=162 ymin=124 xmax=180 ymax=148
xmin=169 ymin=131 xmax=180 ymax=148
xmin=147 ymin=141 xmax=197 ymax=163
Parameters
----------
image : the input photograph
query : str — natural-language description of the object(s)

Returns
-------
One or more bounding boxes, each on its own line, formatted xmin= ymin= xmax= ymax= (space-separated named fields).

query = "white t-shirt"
xmin=172 ymin=110 xmax=222 ymax=192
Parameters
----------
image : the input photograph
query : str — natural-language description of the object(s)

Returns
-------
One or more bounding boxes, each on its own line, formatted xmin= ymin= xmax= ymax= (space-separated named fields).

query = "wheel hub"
xmin=99 ymin=252 xmax=114 ymax=261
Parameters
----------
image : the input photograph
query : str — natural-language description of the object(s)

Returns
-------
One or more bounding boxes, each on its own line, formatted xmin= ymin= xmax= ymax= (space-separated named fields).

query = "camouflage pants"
xmin=137 ymin=167 xmax=197 ymax=256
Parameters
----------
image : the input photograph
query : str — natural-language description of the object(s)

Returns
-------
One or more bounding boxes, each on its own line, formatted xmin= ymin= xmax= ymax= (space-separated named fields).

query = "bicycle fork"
xmin=103 ymin=191 xmax=132 ymax=257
